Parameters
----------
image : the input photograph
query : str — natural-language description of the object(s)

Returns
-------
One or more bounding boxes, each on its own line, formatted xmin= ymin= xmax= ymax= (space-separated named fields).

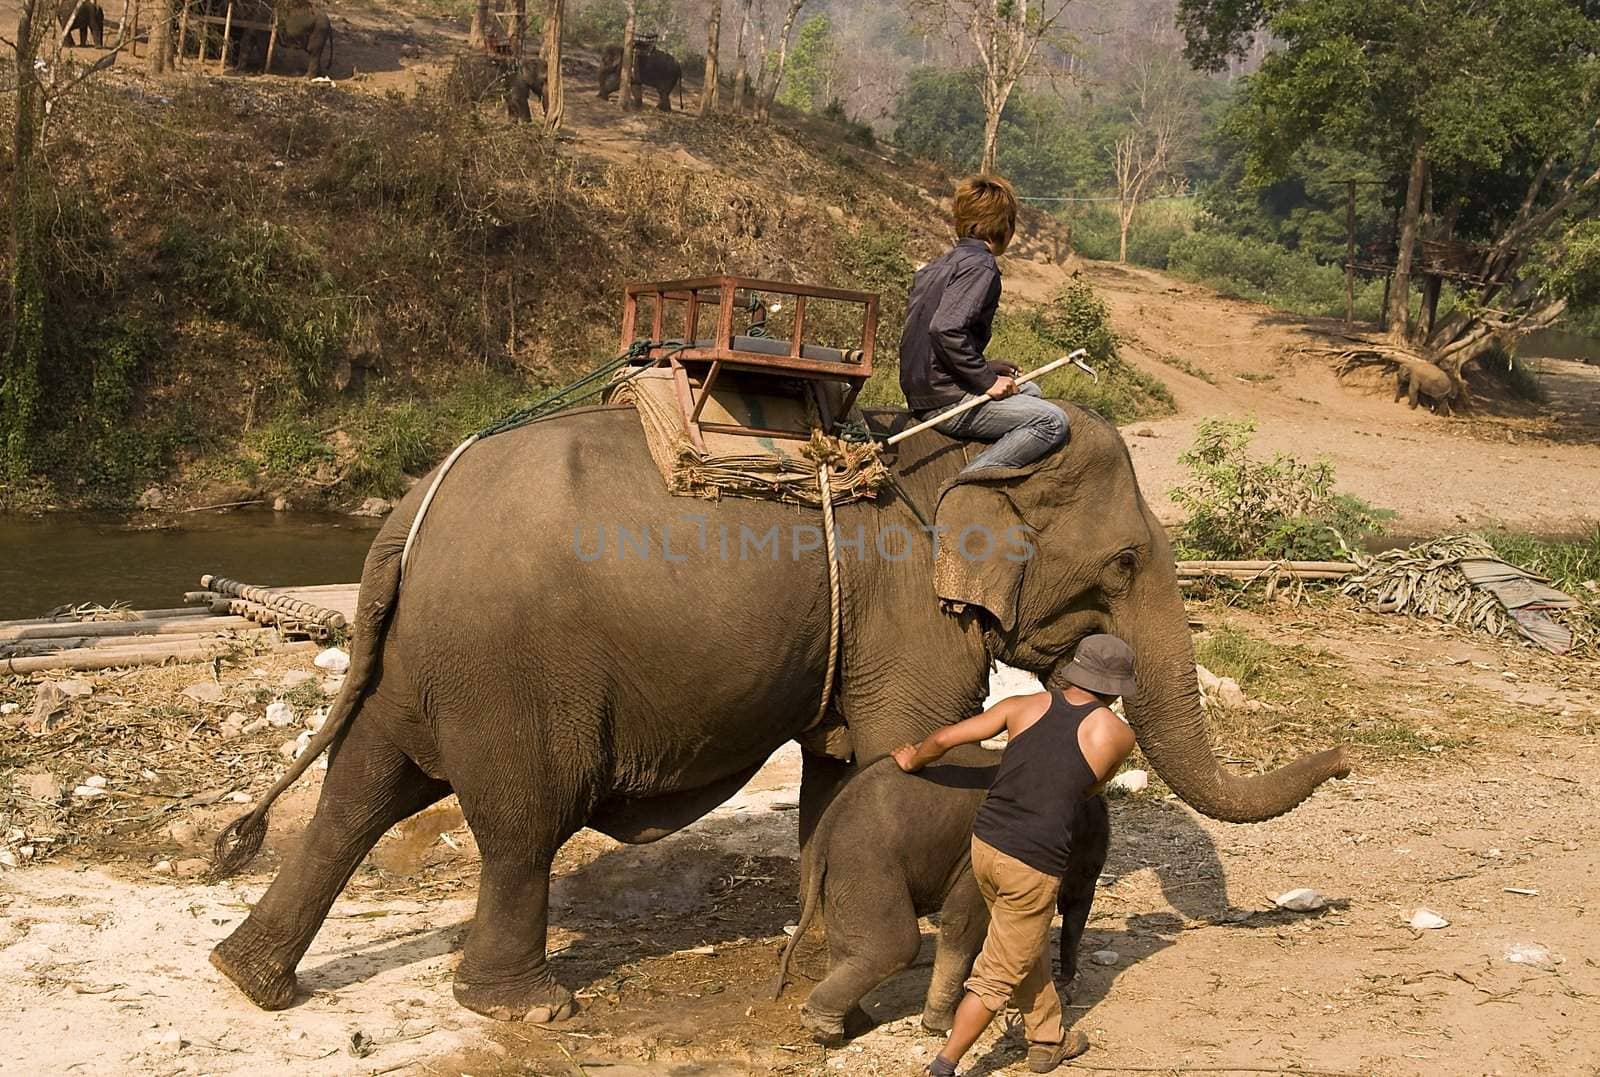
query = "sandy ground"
xmin=4 ymin=623 xmax=1599 ymax=1077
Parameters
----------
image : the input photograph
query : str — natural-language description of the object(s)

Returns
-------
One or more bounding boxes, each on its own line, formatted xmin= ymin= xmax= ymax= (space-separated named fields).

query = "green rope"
xmin=475 ymin=340 xmax=688 ymax=440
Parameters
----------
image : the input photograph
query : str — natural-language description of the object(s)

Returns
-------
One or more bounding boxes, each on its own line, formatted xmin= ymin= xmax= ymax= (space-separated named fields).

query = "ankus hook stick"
xmin=884 ymin=348 xmax=1091 ymax=447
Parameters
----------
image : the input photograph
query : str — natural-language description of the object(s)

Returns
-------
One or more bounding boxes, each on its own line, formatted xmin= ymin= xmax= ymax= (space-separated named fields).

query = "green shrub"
xmin=246 ymin=416 xmax=334 ymax=477
xmin=1170 ymin=418 xmax=1386 ymax=560
xmin=1481 ymin=527 xmax=1600 ymax=596
xmin=992 ymin=281 xmax=1174 ymax=423
xmin=1195 ymin=624 xmax=1274 ymax=686
xmin=1166 ymin=231 xmax=1386 ymax=320
xmin=1479 ymin=344 xmax=1547 ymax=403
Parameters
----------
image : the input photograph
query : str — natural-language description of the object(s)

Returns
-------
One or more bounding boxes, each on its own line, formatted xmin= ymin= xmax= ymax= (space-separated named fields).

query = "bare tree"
xmin=756 ymin=0 xmax=804 ymax=120
xmin=699 ymin=0 xmax=723 ymax=114
xmin=469 ymin=0 xmax=491 ymax=50
xmin=909 ymin=0 xmax=1076 ymax=173
xmin=542 ymin=0 xmax=565 ymax=131
xmin=512 ymin=0 xmax=527 ymax=59
xmin=732 ymin=0 xmax=755 ymax=112
xmin=147 ymin=0 xmax=174 ymax=72
xmin=1110 ymin=49 xmax=1195 ymax=263
xmin=618 ymin=0 xmax=638 ymax=109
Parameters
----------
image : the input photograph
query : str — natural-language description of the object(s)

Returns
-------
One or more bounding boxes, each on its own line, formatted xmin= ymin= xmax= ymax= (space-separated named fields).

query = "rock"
xmin=1106 ymin=769 xmax=1149 ymax=795
xmin=305 ymin=708 xmax=328 ymax=733
xmin=228 ymin=791 xmax=251 ymax=803
xmin=292 ymin=730 xmax=313 ymax=758
xmin=278 ymin=738 xmax=300 ymax=759
xmin=272 ymin=496 xmax=288 ymax=512
xmin=313 ymin=647 xmax=350 ymax=673
xmin=1245 ymin=699 xmax=1266 ymax=712
xmin=1216 ymin=678 xmax=1247 ymax=710
xmin=1504 ymin=943 xmax=1562 ymax=971
xmin=1195 ymin=664 xmax=1221 ymax=693
xmin=85 ymin=775 xmax=107 ymax=789
xmin=137 ymin=486 xmax=166 ymax=510
xmin=55 ymin=678 xmax=93 ymax=698
xmin=0 ymin=702 xmax=17 ymax=716
xmin=321 ymin=677 xmax=344 ymax=696
xmin=266 ymin=701 xmax=296 ymax=727
xmin=73 ymin=785 xmax=106 ymax=799
xmin=352 ymin=496 xmax=393 ymax=518
xmin=27 ymin=682 xmax=68 ymax=733
xmin=181 ymin=680 xmax=224 ymax=704
xmin=220 ymin=711 xmax=249 ymax=736
xmin=166 ymin=819 xmax=199 ymax=845
xmin=17 ymin=771 xmax=61 ymax=802
xmin=241 ymin=717 xmax=271 ymax=736
xmin=279 ymin=670 xmax=317 ymax=689
xmin=173 ymin=858 xmax=209 ymax=879
xmin=1271 ymin=888 xmax=1327 ymax=912
xmin=1134 ymin=428 xmax=1157 ymax=438
xmin=153 ymin=860 xmax=173 ymax=874
xmin=0 ymin=849 xmax=17 ymax=869
xmin=1408 ymin=908 xmax=1449 ymax=930
xmin=1090 ymin=949 xmax=1120 ymax=966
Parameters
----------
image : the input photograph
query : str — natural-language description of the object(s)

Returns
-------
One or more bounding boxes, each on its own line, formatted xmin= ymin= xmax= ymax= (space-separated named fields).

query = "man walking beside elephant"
xmin=893 ymin=635 xmax=1139 ymax=1074
xmin=900 ymin=174 xmax=1070 ymax=474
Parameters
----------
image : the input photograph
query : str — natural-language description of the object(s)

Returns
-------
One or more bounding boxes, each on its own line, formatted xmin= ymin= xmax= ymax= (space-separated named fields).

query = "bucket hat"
xmin=1061 ymin=634 xmax=1136 ymax=700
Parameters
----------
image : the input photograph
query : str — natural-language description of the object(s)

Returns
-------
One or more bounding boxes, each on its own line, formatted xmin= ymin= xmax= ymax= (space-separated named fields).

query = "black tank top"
xmin=972 ymin=690 xmax=1100 ymax=876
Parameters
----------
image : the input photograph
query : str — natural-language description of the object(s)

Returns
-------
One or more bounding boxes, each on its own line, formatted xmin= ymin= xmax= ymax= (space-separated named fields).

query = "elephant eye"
xmin=1115 ymin=551 xmax=1138 ymax=572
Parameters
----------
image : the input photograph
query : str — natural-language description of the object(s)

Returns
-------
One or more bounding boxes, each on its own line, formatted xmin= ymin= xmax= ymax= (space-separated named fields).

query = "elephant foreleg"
xmin=921 ymin=869 xmax=988 ymax=1035
xmin=1056 ymin=795 xmax=1110 ymax=995
xmin=210 ymin=711 xmax=450 ymax=1010
xmin=656 ymin=85 xmax=671 ymax=111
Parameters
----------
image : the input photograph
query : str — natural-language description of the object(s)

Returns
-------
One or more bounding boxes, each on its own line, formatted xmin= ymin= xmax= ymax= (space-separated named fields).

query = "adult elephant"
xmin=208 ymin=400 xmax=1350 ymax=1023
xmin=598 ymin=44 xmax=683 ymax=111
xmin=56 ymin=0 xmax=105 ymax=47
xmin=233 ymin=0 xmax=334 ymax=77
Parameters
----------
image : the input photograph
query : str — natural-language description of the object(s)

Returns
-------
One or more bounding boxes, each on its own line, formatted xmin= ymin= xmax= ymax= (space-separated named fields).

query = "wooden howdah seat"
xmin=621 ymin=276 xmax=878 ymax=450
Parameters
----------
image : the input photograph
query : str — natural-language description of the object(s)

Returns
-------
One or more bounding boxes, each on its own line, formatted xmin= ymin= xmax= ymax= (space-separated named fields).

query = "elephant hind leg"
xmin=801 ymin=885 xmax=921 ymax=1045
xmin=210 ymin=705 xmax=449 ymax=1010
xmin=922 ymin=870 xmax=988 ymax=1035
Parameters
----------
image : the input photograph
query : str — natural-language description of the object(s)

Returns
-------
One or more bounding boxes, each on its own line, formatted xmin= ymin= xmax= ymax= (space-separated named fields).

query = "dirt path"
xmin=4 ymin=614 xmax=1597 ymax=1076
xmin=1060 ymin=261 xmax=1600 ymax=536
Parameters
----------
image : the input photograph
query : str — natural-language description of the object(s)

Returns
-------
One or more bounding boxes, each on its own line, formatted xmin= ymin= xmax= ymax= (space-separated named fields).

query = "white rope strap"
xmin=400 ymin=433 xmax=480 ymax=579
xmin=806 ymin=461 xmax=843 ymax=732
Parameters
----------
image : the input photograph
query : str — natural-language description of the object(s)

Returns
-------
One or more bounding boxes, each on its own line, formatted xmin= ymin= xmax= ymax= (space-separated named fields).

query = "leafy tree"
xmin=1182 ymin=0 xmax=1600 ymax=400
xmin=778 ymin=14 xmax=839 ymax=111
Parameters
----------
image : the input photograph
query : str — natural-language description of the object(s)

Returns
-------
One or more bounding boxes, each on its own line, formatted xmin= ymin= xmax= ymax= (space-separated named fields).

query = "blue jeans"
xmin=925 ymin=382 xmax=1070 ymax=473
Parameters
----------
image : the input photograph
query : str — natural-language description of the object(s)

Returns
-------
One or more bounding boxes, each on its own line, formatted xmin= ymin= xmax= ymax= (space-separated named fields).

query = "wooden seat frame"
xmin=620 ymin=275 xmax=878 ymax=449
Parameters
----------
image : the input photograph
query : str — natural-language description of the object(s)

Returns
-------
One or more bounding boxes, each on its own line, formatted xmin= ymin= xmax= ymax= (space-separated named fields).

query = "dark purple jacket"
xmin=898 ymin=238 xmax=1011 ymax=412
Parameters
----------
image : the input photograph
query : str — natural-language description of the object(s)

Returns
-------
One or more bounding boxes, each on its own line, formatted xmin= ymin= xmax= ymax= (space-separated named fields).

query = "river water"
xmin=1523 ymin=328 xmax=1596 ymax=363
xmin=0 ymin=512 xmax=380 ymax=621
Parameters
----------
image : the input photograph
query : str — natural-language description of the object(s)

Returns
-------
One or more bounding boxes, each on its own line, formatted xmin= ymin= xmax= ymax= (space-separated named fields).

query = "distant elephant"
xmin=598 ymin=43 xmax=682 ymax=111
xmin=506 ymin=59 xmax=547 ymax=122
xmin=774 ymin=749 xmax=1109 ymax=1045
xmin=207 ymin=401 xmax=1349 ymax=1026
xmin=1394 ymin=357 xmax=1458 ymax=415
xmin=234 ymin=0 xmax=334 ymax=77
xmin=56 ymin=0 xmax=105 ymax=47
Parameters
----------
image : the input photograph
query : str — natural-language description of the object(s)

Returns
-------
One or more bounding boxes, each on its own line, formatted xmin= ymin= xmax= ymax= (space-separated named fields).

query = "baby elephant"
xmin=57 ymin=0 xmax=105 ymax=47
xmin=774 ymin=747 xmax=1109 ymax=1045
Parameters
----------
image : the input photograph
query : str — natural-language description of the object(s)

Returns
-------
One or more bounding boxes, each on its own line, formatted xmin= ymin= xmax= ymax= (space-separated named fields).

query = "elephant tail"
xmin=772 ymin=839 xmax=827 ymax=999
xmin=209 ymin=506 xmax=410 ymax=879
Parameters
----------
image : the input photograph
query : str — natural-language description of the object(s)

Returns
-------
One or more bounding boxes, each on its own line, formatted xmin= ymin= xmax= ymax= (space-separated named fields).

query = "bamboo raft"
xmin=0 ymin=578 xmax=360 ymax=674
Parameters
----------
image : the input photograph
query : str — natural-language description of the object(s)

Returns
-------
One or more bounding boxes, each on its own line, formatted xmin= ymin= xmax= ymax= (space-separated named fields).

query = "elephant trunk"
xmin=1111 ymin=557 xmax=1350 ymax=823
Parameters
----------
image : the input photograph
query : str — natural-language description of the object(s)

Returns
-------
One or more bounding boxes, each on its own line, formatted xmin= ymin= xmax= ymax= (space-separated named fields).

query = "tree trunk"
xmin=617 ymin=0 xmax=637 ymax=110
xmin=541 ymin=0 xmax=564 ymax=132
xmin=512 ymin=0 xmax=526 ymax=59
xmin=469 ymin=0 xmax=490 ymax=50
xmin=732 ymin=0 xmax=753 ymax=113
xmin=146 ymin=0 xmax=173 ymax=72
xmin=699 ymin=0 xmax=721 ymax=114
xmin=1387 ymin=144 xmax=1427 ymax=344
xmin=5 ymin=0 xmax=48 ymax=478
xmin=980 ymin=98 xmax=1001 ymax=173
xmin=751 ymin=28 xmax=769 ymax=108
xmin=757 ymin=0 xmax=803 ymax=120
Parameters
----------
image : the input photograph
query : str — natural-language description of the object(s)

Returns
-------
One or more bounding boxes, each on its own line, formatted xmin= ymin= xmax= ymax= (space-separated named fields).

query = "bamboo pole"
xmin=200 ymin=575 xmax=348 ymax=631
xmin=1175 ymin=560 xmax=1359 ymax=573
xmin=885 ymin=350 xmax=1088 ymax=447
xmin=218 ymin=0 xmax=233 ymax=72
xmin=0 ymin=615 xmax=251 ymax=643
xmin=2 ymin=628 xmax=275 ymax=656
xmin=2 ymin=639 xmax=316 ymax=675
xmin=176 ymin=0 xmax=189 ymax=66
xmin=0 ymin=607 xmax=205 ymax=630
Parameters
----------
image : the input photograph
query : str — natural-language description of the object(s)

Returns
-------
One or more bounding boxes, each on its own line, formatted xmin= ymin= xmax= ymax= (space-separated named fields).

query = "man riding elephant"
xmin=205 ymin=379 xmax=1351 ymax=1027
xmin=599 ymin=35 xmax=683 ymax=111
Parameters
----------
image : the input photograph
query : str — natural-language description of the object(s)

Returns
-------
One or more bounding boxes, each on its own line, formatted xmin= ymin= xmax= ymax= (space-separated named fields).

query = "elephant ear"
xmin=932 ymin=473 xmax=1029 ymax=634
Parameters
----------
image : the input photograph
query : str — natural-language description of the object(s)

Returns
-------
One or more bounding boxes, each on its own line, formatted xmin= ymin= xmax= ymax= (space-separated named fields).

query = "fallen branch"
xmin=1064 ymin=1066 xmax=1360 ymax=1076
